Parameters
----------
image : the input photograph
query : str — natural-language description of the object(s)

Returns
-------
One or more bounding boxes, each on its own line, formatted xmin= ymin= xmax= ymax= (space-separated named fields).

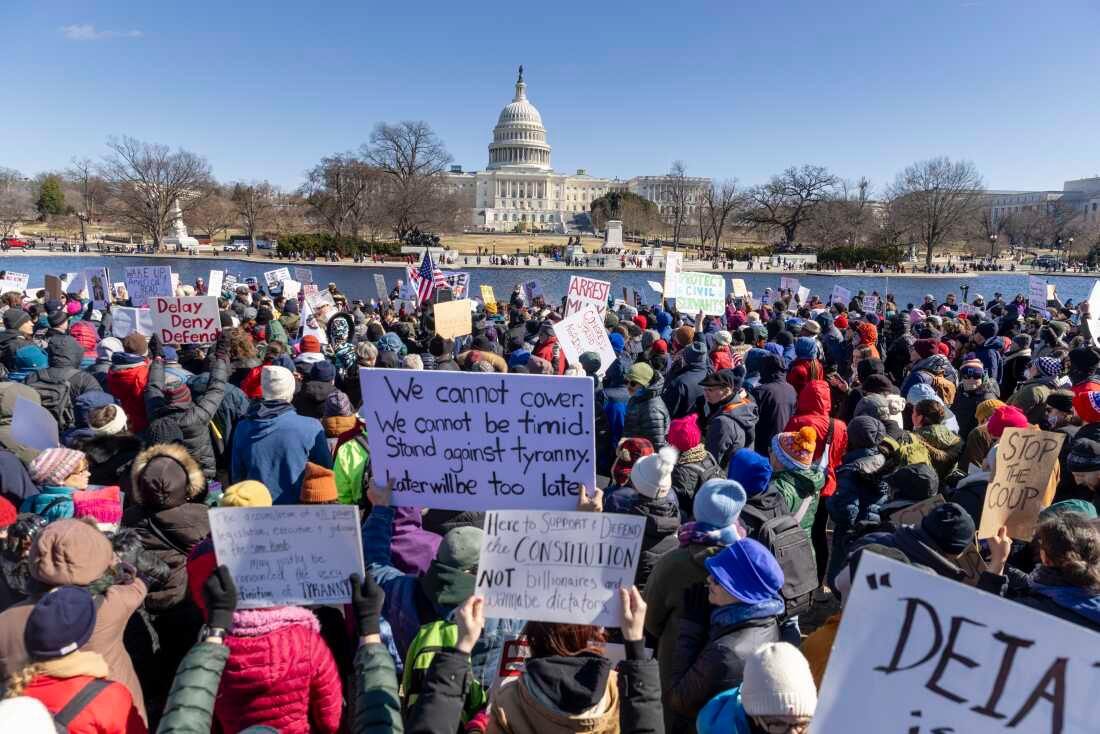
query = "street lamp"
xmin=76 ymin=212 xmax=88 ymax=247
xmin=990 ymin=234 xmax=998 ymax=260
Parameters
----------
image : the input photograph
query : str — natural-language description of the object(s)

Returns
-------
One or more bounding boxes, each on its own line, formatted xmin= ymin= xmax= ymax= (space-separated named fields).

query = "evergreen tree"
xmin=35 ymin=175 xmax=66 ymax=217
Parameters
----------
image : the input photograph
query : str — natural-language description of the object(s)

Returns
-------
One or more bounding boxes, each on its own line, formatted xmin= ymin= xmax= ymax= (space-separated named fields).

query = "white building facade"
xmin=447 ymin=68 xmax=710 ymax=233
xmin=988 ymin=177 xmax=1100 ymax=227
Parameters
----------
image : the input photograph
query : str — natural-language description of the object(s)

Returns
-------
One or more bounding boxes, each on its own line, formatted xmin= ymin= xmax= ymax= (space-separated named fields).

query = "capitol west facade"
xmin=446 ymin=68 xmax=710 ymax=233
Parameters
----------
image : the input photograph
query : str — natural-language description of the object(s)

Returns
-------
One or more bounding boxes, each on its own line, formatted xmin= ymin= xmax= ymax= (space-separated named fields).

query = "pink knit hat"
xmin=72 ymin=486 xmax=123 ymax=528
xmin=988 ymin=405 xmax=1029 ymax=439
xmin=667 ymin=415 xmax=702 ymax=452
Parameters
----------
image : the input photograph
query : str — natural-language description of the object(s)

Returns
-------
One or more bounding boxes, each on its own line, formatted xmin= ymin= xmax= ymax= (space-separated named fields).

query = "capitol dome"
xmin=487 ymin=66 xmax=551 ymax=171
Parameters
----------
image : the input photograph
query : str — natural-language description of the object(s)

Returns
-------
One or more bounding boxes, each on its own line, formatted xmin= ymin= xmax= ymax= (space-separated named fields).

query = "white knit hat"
xmin=629 ymin=446 xmax=678 ymax=498
xmin=741 ymin=642 xmax=818 ymax=718
xmin=261 ymin=365 xmax=296 ymax=403
xmin=0 ymin=696 xmax=55 ymax=732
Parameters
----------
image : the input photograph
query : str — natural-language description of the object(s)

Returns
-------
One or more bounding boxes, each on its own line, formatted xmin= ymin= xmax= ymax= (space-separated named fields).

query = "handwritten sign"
xmin=674 ymin=272 xmax=725 ymax=315
xmin=359 ymin=368 xmax=595 ymax=511
xmin=434 ymin=298 xmax=473 ymax=339
xmin=263 ymin=267 xmax=292 ymax=287
xmin=0 ymin=271 xmax=30 ymax=293
xmin=862 ymin=294 xmax=880 ymax=313
xmin=111 ymin=306 xmax=154 ymax=339
xmin=731 ymin=278 xmax=748 ymax=298
xmin=554 ymin=307 xmax=616 ymax=377
xmin=208 ymin=505 xmax=364 ymax=608
xmin=305 ymin=290 xmax=336 ymax=312
xmin=124 ymin=266 xmax=173 ymax=308
xmin=207 ymin=270 xmax=224 ymax=297
xmin=564 ymin=275 xmax=611 ymax=318
xmin=1028 ymin=275 xmax=1050 ymax=317
xmin=779 ymin=276 xmax=799 ymax=292
xmin=814 ymin=553 xmax=1100 ymax=734
xmin=663 ymin=252 xmax=683 ymax=298
xmin=476 ymin=510 xmax=645 ymax=626
xmin=11 ymin=397 xmax=59 ymax=451
xmin=445 ymin=272 xmax=470 ymax=298
xmin=831 ymin=285 xmax=851 ymax=306
xmin=281 ymin=279 xmax=302 ymax=301
xmin=978 ymin=426 xmax=1063 ymax=540
xmin=373 ymin=274 xmax=389 ymax=302
xmin=151 ymin=296 xmax=220 ymax=345
xmin=293 ymin=267 xmax=314 ymax=284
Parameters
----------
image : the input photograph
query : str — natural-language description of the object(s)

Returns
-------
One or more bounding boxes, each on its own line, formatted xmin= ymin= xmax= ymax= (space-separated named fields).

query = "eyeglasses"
xmin=753 ymin=718 xmax=811 ymax=734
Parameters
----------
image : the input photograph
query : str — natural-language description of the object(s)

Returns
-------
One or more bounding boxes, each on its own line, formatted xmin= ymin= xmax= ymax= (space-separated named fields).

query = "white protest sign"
xmin=646 ymin=280 xmax=663 ymax=295
xmin=434 ymin=298 xmax=473 ymax=339
xmin=674 ymin=272 xmax=725 ymax=315
xmin=281 ymin=279 xmax=302 ymax=301
xmin=779 ymin=276 xmax=799 ymax=292
xmin=373 ymin=274 xmax=389 ymax=302
xmin=524 ymin=279 xmax=544 ymax=302
xmin=11 ymin=397 xmax=59 ymax=451
xmin=209 ymin=505 xmax=364 ymax=608
xmin=223 ymin=274 xmax=239 ymax=290
xmin=293 ymin=267 xmax=314 ymax=284
xmin=0 ymin=271 xmax=30 ymax=293
xmin=564 ymin=275 xmax=611 ymax=318
xmin=796 ymin=285 xmax=810 ymax=304
xmin=359 ymin=368 xmax=595 ymax=511
xmin=730 ymin=278 xmax=748 ymax=298
xmin=663 ymin=252 xmax=683 ymax=298
xmin=264 ymin=267 xmax=292 ymax=287
xmin=305 ymin=290 xmax=336 ymax=311
xmin=1029 ymin=275 xmax=1050 ymax=317
xmin=554 ymin=307 xmax=617 ymax=377
xmin=476 ymin=510 xmax=645 ymax=627
xmin=863 ymin=294 xmax=880 ymax=313
xmin=831 ymin=285 xmax=851 ymax=306
xmin=83 ymin=268 xmax=110 ymax=309
xmin=170 ymin=272 xmax=180 ymax=295
xmin=301 ymin=306 xmax=329 ymax=344
xmin=124 ymin=266 xmax=173 ymax=308
xmin=61 ymin=272 xmax=82 ymax=294
xmin=978 ymin=426 xmax=1063 ymax=540
xmin=111 ymin=306 xmax=154 ymax=339
xmin=150 ymin=296 xmax=220 ymax=345
xmin=207 ymin=270 xmax=224 ymax=297
xmin=813 ymin=553 xmax=1100 ymax=734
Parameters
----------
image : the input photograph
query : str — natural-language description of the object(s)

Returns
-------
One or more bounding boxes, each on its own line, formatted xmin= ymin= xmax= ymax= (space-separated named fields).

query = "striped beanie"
xmin=28 ymin=448 xmax=85 ymax=487
xmin=771 ymin=427 xmax=817 ymax=472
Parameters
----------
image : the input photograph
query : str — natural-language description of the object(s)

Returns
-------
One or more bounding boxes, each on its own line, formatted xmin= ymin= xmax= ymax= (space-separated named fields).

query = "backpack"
xmin=743 ymin=496 xmax=818 ymax=619
xmin=52 ymin=678 xmax=111 ymax=733
xmin=29 ymin=373 xmax=74 ymax=430
xmin=401 ymin=620 xmax=486 ymax=720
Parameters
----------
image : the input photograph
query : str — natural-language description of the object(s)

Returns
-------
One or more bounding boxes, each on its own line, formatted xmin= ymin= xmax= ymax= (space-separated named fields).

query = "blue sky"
xmin=3 ymin=0 xmax=1098 ymax=194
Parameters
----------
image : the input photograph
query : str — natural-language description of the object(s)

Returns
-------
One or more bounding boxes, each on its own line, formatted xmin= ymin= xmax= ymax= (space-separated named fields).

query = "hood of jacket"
xmin=631 ymin=372 xmax=666 ymax=402
xmin=794 ymin=379 xmax=831 ymax=417
xmin=72 ymin=390 xmax=117 ymax=429
xmin=0 ymin=381 xmax=38 ymax=424
xmin=893 ymin=525 xmax=965 ymax=580
xmin=130 ymin=442 xmax=205 ymax=506
xmin=74 ymin=432 xmax=143 ymax=466
xmin=523 ymin=654 xmax=614 ymax=717
xmin=230 ymin=604 xmax=321 ymax=636
xmin=715 ymin=393 xmax=759 ymax=433
xmin=46 ymin=335 xmax=85 ymax=369
xmin=914 ymin=424 xmax=960 ymax=450
xmin=775 ymin=465 xmax=825 ymax=495
xmin=1030 ymin=569 xmax=1100 ymax=624
xmin=839 ymin=447 xmax=887 ymax=476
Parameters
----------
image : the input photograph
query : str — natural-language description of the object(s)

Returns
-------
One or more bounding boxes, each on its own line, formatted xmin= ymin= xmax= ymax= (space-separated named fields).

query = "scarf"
xmin=678 ymin=519 xmax=746 ymax=548
xmin=38 ymin=651 xmax=109 ymax=680
xmin=418 ymin=560 xmax=475 ymax=607
xmin=1029 ymin=566 xmax=1100 ymax=624
xmin=677 ymin=444 xmax=709 ymax=465
xmin=710 ymin=597 xmax=785 ymax=630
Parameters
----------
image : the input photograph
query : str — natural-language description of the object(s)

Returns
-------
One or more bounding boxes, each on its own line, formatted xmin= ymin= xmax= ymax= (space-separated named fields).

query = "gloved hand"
xmin=203 ymin=565 xmax=238 ymax=631
xmin=682 ymin=582 xmax=712 ymax=627
xmin=147 ymin=334 xmax=164 ymax=359
xmin=214 ymin=329 xmax=230 ymax=361
xmin=350 ymin=573 xmax=385 ymax=637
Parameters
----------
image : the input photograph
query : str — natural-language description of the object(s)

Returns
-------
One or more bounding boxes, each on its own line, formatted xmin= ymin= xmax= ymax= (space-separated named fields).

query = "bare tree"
xmin=231 ymin=181 xmax=276 ymax=252
xmin=700 ymin=180 xmax=742 ymax=258
xmin=665 ymin=161 xmax=690 ymax=245
xmin=363 ymin=121 xmax=453 ymax=238
xmin=889 ymin=157 xmax=984 ymax=270
xmin=804 ymin=177 xmax=875 ymax=248
xmin=873 ymin=191 xmax=912 ymax=261
xmin=742 ymin=165 xmax=839 ymax=245
xmin=65 ymin=157 xmax=108 ymax=222
xmin=185 ymin=186 xmax=235 ymax=244
xmin=98 ymin=136 xmax=212 ymax=249
xmin=0 ymin=167 xmax=33 ymax=240
xmin=300 ymin=154 xmax=379 ymax=240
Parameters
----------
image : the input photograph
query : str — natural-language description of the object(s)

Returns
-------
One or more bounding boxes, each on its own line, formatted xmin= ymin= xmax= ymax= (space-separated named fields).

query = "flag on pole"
xmin=408 ymin=250 xmax=447 ymax=305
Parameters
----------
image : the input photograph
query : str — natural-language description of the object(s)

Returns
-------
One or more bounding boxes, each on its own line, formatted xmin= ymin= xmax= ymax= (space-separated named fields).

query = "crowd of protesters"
xmin=0 ymin=268 xmax=1096 ymax=734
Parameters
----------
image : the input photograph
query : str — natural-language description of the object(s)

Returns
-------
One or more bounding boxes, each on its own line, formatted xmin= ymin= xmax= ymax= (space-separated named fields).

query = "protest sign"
xmin=281 ymin=279 xmax=302 ymax=300
xmin=12 ymin=397 xmax=59 ymax=451
xmin=435 ymin=287 xmax=453 ymax=303
xmin=524 ymin=279 xmax=544 ymax=303
xmin=480 ymin=284 xmax=496 ymax=306
xmin=888 ymin=494 xmax=945 ymax=527
xmin=61 ymin=272 xmax=82 ymax=294
xmin=622 ymin=286 xmax=638 ymax=307
xmin=0 ymin=271 xmax=29 ymax=293
xmin=730 ymin=278 xmax=748 ymax=298
xmin=646 ymin=280 xmax=663 ymax=295
xmin=293 ymin=266 xmax=314 ymax=284
xmin=359 ymin=369 xmax=595 ymax=512
xmin=434 ymin=298 xmax=473 ymax=339
xmin=977 ymin=426 xmax=1063 ymax=540
xmin=476 ymin=510 xmax=645 ymax=627
xmin=564 ymin=275 xmax=611 ymax=318
xmin=862 ymin=294 xmax=880 ymax=313
xmin=207 ymin=270 xmax=224 ymax=296
xmin=209 ymin=505 xmax=364 ymax=608
xmin=263 ymin=267 xmax=292 ymax=287
xmin=813 ymin=553 xmax=1100 ymax=733
xmin=170 ymin=272 xmax=180 ymax=295
xmin=83 ymin=268 xmax=110 ymax=309
xmin=831 ymin=285 xmax=851 ymax=306
xmin=663 ymin=252 xmax=683 ymax=297
xmin=445 ymin=272 xmax=470 ymax=298
xmin=373 ymin=274 xmax=389 ymax=302
xmin=779 ymin=276 xmax=799 ymax=292
xmin=554 ymin=307 xmax=616 ymax=377
xmin=124 ymin=266 xmax=173 ymax=308
xmin=111 ymin=306 xmax=154 ymax=339
xmin=305 ymin=290 xmax=336 ymax=311
xmin=1028 ymin=275 xmax=1050 ymax=316
xmin=45 ymin=275 xmax=63 ymax=301
xmin=150 ymin=296 xmax=220 ymax=345
xmin=796 ymin=285 xmax=810 ymax=304
xmin=674 ymin=272 xmax=725 ymax=315
xmin=223 ymin=274 xmax=239 ymax=290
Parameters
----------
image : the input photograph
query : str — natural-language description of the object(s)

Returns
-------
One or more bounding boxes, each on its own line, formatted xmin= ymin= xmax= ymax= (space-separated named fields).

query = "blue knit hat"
xmin=906 ymin=382 xmax=942 ymax=406
xmin=693 ymin=479 xmax=747 ymax=544
xmin=704 ymin=539 xmax=785 ymax=604
xmin=609 ymin=333 xmax=625 ymax=354
xmin=794 ymin=336 xmax=818 ymax=361
xmin=727 ymin=449 xmax=773 ymax=497
xmin=25 ymin=586 xmax=97 ymax=660
xmin=14 ymin=345 xmax=47 ymax=371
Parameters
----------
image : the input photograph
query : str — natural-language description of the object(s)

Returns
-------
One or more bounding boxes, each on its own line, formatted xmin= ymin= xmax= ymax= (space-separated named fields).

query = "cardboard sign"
xmin=889 ymin=494 xmax=945 ymax=527
xmin=209 ymin=505 xmax=364 ymax=609
xmin=293 ymin=267 xmax=314 ymax=284
xmin=524 ymin=279 xmax=544 ymax=303
xmin=480 ymin=284 xmax=496 ymax=305
xmin=862 ymin=294 xmax=880 ymax=313
xmin=647 ymin=280 xmax=663 ymax=295
xmin=207 ymin=270 xmax=225 ymax=297
xmin=554 ymin=307 xmax=616 ymax=377
xmin=831 ymin=285 xmax=851 ymax=306
xmin=476 ymin=510 xmax=645 ymax=626
xmin=11 ymin=397 xmax=59 ymax=451
xmin=663 ymin=252 xmax=683 ymax=298
xmin=124 ymin=266 xmax=173 ymax=308
xmin=978 ymin=426 xmax=1063 ymax=540
xmin=434 ymin=298 xmax=473 ymax=339
xmin=564 ymin=275 xmax=611 ymax=318
xmin=373 ymin=274 xmax=389 ymax=302
xmin=730 ymin=278 xmax=748 ymax=298
xmin=779 ymin=276 xmax=799 ymax=292
xmin=263 ymin=267 xmax=292 ymax=287
xmin=1028 ymin=275 xmax=1050 ymax=317
xmin=0 ymin=271 xmax=30 ymax=293
xmin=61 ymin=272 xmax=83 ymax=294
xmin=445 ymin=272 xmax=470 ymax=298
xmin=674 ymin=272 xmax=725 ymax=315
xmin=111 ymin=306 xmax=154 ymax=339
xmin=150 ymin=296 xmax=220 ymax=345
xmin=814 ymin=553 xmax=1100 ymax=733
xmin=45 ymin=275 xmax=63 ymax=301
xmin=359 ymin=369 xmax=595 ymax=511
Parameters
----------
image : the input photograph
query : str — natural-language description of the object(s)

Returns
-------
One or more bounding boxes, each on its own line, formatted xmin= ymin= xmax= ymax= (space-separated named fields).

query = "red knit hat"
xmin=300 ymin=335 xmax=322 ymax=353
xmin=632 ymin=315 xmax=648 ymax=331
xmin=611 ymin=438 xmax=654 ymax=486
xmin=834 ymin=314 xmax=849 ymax=330
xmin=988 ymin=405 xmax=1029 ymax=438
xmin=0 ymin=496 xmax=16 ymax=528
xmin=651 ymin=339 xmax=668 ymax=355
xmin=667 ymin=415 xmax=702 ymax=452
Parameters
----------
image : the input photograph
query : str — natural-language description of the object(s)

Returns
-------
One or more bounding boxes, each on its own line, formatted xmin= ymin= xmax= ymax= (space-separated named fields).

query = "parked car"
xmin=222 ymin=242 xmax=248 ymax=253
xmin=1 ymin=238 xmax=29 ymax=248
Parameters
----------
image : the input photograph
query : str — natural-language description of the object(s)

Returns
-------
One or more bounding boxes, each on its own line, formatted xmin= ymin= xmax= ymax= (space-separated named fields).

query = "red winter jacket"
xmin=710 ymin=346 xmax=733 ymax=372
xmin=784 ymin=380 xmax=848 ymax=498
xmin=215 ymin=606 xmax=343 ymax=734
xmin=533 ymin=336 xmax=566 ymax=374
xmin=106 ymin=363 xmax=150 ymax=432
xmin=786 ymin=358 xmax=824 ymax=400
xmin=24 ymin=673 xmax=147 ymax=733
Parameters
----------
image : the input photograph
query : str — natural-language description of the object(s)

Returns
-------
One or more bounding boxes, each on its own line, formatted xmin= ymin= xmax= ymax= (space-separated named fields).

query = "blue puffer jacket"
xmin=696 ymin=687 xmax=751 ymax=734
xmin=229 ymin=401 xmax=332 ymax=503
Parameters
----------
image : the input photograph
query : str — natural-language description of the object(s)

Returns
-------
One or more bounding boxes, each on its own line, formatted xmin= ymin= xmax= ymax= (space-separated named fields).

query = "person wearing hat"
xmin=767 ymin=427 xmax=825 ymax=537
xmin=319 ymin=390 xmax=369 ymax=505
xmin=609 ymin=437 xmax=655 ymax=491
xmin=786 ymin=336 xmax=823 ymax=398
xmin=299 ymin=462 xmax=339 ymax=504
xmin=623 ymin=361 xmax=671 ymax=450
xmin=851 ymin=501 xmax=976 ymax=581
xmin=6 ymin=586 xmax=145 ymax=731
xmin=710 ymin=330 xmax=735 ymax=372
xmin=230 ymin=365 xmax=332 ymax=504
xmin=952 ymin=356 xmax=999 ymax=438
xmin=23 ymin=335 xmax=103 ymax=428
xmin=292 ymin=358 xmax=338 ymax=420
xmin=645 ymin=478 xmax=748 ymax=729
xmin=220 ymin=480 xmax=273 ymax=507
xmin=826 ymin=416 xmax=891 ymax=585
xmin=970 ymin=320 xmax=1004 ymax=386
xmin=1007 ymin=355 xmax=1063 ymax=425
xmin=106 ymin=333 xmax=152 ymax=434
xmin=749 ymin=352 xmax=797 ymax=457
xmin=700 ymin=367 xmax=759 ymax=470
xmin=0 ymin=307 xmax=34 ymax=371
xmin=665 ymin=538 xmax=784 ymax=728
xmin=662 ymin=331 xmax=709 ymax=420
xmin=667 ymin=414 xmax=722 ymax=515
xmin=909 ymin=398 xmax=963 ymax=480
xmin=22 ymin=447 xmax=91 ymax=522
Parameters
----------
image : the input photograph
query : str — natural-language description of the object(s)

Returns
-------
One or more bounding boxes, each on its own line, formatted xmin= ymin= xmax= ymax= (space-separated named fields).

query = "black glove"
xmin=148 ymin=333 xmax=164 ymax=359
xmin=214 ymin=330 xmax=230 ymax=361
xmin=203 ymin=565 xmax=238 ymax=631
xmin=682 ymin=582 xmax=712 ymax=626
xmin=350 ymin=573 xmax=385 ymax=637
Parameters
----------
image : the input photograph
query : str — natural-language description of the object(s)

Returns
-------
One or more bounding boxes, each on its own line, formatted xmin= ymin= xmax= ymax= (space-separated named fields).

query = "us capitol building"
xmin=446 ymin=67 xmax=710 ymax=234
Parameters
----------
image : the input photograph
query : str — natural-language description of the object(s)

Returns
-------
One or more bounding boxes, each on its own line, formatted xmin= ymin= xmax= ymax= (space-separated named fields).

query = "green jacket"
xmin=350 ymin=643 xmax=404 ymax=734
xmin=157 ymin=641 xmax=229 ymax=733
xmin=335 ymin=433 xmax=370 ymax=506
xmin=767 ymin=466 xmax=825 ymax=536
xmin=267 ymin=318 xmax=289 ymax=348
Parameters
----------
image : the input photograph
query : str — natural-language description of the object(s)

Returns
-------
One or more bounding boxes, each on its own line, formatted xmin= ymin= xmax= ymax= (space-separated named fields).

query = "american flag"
xmin=407 ymin=250 xmax=447 ymax=305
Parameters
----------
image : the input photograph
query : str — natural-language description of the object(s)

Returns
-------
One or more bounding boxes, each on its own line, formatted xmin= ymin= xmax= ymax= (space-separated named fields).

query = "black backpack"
xmin=29 ymin=373 xmax=74 ymax=430
xmin=744 ymin=496 xmax=818 ymax=618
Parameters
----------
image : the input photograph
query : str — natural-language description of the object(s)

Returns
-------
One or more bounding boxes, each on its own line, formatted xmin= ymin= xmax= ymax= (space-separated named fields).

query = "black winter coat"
xmin=293 ymin=379 xmax=337 ymax=419
xmin=624 ymin=373 xmax=671 ymax=449
xmin=662 ymin=342 xmax=709 ymax=419
xmin=145 ymin=357 xmax=227 ymax=478
xmin=72 ymin=433 xmax=144 ymax=495
xmin=669 ymin=451 xmax=722 ymax=517
xmin=122 ymin=501 xmax=210 ymax=612
xmin=702 ymin=392 xmax=759 ymax=469
xmin=24 ymin=335 xmax=102 ymax=399
xmin=0 ymin=329 xmax=31 ymax=370
xmin=751 ymin=374 xmax=797 ymax=456
xmin=951 ymin=383 xmax=999 ymax=438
